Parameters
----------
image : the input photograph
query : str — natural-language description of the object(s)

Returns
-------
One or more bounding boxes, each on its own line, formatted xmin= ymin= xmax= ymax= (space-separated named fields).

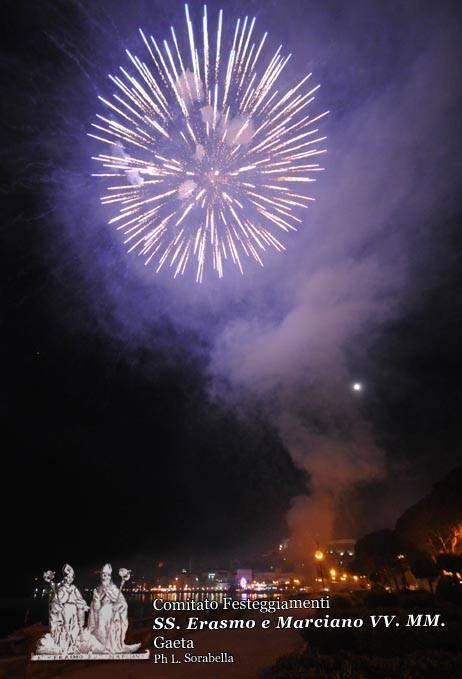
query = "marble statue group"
xmin=34 ymin=563 xmax=142 ymax=658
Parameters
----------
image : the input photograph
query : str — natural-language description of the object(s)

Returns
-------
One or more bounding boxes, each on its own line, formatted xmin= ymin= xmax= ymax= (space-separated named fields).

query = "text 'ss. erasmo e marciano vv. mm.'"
xmin=152 ymin=596 xmax=444 ymax=631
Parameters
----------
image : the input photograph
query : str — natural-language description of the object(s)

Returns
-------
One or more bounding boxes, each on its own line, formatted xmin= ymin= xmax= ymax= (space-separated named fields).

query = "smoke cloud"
xmin=205 ymin=11 xmax=461 ymax=557
xmin=176 ymin=68 xmax=202 ymax=102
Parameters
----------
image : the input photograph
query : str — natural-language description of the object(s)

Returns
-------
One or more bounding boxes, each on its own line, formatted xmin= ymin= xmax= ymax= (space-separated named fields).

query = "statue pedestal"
xmin=31 ymin=650 xmax=150 ymax=661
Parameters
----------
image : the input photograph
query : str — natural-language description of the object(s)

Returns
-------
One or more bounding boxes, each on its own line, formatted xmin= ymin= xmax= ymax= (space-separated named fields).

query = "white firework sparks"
xmin=90 ymin=4 xmax=328 ymax=282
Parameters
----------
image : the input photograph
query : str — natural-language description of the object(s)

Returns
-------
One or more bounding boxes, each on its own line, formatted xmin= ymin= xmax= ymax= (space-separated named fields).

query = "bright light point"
xmin=352 ymin=382 xmax=362 ymax=392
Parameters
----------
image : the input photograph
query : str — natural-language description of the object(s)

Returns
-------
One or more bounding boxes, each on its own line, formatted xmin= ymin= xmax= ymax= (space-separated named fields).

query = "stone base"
xmin=31 ymin=650 xmax=150 ymax=661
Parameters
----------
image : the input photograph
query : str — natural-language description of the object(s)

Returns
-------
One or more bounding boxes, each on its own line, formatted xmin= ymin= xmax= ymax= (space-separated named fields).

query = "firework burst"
xmin=90 ymin=4 xmax=328 ymax=282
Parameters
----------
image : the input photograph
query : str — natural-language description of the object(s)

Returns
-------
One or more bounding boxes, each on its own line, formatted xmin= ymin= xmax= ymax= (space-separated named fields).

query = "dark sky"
xmin=1 ymin=0 xmax=462 ymax=593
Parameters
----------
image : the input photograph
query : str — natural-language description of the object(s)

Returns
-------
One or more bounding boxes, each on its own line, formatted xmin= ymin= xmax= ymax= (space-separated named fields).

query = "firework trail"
xmin=90 ymin=4 xmax=328 ymax=281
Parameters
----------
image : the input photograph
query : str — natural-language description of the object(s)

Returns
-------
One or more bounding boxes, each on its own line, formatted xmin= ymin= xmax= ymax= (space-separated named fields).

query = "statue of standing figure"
xmin=34 ymin=563 xmax=141 ymax=657
xmin=36 ymin=564 xmax=89 ymax=655
xmin=87 ymin=563 xmax=140 ymax=653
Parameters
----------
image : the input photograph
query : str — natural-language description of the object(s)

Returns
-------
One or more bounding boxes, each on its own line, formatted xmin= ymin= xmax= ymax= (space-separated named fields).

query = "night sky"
xmin=1 ymin=0 xmax=462 ymax=594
